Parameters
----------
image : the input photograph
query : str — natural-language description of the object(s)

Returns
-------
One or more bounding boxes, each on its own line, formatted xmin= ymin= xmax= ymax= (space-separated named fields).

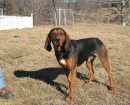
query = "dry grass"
xmin=0 ymin=23 xmax=130 ymax=105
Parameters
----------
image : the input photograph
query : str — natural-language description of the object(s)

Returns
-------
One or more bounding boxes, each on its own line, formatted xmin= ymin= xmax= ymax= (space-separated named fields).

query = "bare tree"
xmin=120 ymin=0 xmax=129 ymax=26
xmin=23 ymin=0 xmax=53 ymax=25
xmin=2 ymin=0 xmax=130 ymax=26
xmin=0 ymin=0 xmax=12 ymax=15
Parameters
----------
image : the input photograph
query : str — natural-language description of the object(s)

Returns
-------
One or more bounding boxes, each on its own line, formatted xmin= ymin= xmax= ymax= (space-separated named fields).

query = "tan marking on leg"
xmin=85 ymin=60 xmax=94 ymax=87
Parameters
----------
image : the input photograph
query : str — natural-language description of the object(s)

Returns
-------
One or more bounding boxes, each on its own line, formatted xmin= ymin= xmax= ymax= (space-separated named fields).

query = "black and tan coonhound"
xmin=44 ymin=27 xmax=115 ymax=101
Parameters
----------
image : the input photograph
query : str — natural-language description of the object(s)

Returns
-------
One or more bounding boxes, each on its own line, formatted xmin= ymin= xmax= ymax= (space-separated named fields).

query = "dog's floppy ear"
xmin=44 ymin=34 xmax=52 ymax=51
xmin=64 ymin=33 xmax=72 ymax=51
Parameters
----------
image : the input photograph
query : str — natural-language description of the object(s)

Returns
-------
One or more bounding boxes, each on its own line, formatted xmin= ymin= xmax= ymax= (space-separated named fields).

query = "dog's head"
xmin=44 ymin=27 xmax=72 ymax=52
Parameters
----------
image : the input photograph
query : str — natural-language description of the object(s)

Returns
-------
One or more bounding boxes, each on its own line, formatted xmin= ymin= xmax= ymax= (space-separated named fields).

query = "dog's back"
xmin=71 ymin=38 xmax=106 ymax=66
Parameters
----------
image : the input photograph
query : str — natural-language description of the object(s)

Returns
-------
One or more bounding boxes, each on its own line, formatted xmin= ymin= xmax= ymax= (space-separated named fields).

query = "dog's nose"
xmin=55 ymin=38 xmax=60 ymax=42
xmin=53 ymin=38 xmax=60 ymax=45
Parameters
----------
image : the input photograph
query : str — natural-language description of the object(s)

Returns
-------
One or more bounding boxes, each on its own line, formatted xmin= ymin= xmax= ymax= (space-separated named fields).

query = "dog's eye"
xmin=60 ymin=33 xmax=64 ymax=35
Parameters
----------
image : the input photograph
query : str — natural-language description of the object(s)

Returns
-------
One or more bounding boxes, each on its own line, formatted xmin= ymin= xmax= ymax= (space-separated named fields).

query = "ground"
xmin=0 ymin=23 xmax=130 ymax=105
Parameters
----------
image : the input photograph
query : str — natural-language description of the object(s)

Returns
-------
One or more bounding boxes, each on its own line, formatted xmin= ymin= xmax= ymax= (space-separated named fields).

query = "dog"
xmin=44 ymin=27 xmax=115 ymax=100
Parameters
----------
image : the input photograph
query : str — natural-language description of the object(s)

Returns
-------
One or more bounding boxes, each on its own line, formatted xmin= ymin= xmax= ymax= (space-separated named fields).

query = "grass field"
xmin=0 ymin=23 xmax=130 ymax=105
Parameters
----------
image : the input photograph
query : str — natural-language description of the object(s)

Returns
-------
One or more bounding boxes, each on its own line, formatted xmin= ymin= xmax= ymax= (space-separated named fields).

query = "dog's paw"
xmin=66 ymin=96 xmax=73 ymax=101
xmin=107 ymin=85 xmax=115 ymax=92
xmin=109 ymin=86 xmax=115 ymax=92
xmin=84 ymin=80 xmax=93 ymax=88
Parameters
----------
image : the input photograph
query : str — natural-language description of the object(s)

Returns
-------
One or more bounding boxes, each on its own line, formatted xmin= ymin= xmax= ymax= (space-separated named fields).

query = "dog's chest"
xmin=59 ymin=59 xmax=66 ymax=65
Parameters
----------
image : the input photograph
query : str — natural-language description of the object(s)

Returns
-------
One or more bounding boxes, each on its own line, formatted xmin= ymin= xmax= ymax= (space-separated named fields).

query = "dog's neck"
xmin=55 ymin=41 xmax=77 ymax=64
xmin=55 ymin=50 xmax=70 ymax=59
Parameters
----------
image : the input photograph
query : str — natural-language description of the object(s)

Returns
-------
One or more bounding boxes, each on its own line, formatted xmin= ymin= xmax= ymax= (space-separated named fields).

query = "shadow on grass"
xmin=14 ymin=67 xmax=68 ymax=95
xmin=14 ymin=67 xmax=106 ymax=96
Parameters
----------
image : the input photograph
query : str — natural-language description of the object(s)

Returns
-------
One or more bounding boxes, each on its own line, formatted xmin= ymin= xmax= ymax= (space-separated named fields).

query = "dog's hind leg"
xmin=85 ymin=56 xmax=96 ymax=87
xmin=98 ymin=45 xmax=115 ymax=91
xmin=99 ymin=55 xmax=115 ymax=91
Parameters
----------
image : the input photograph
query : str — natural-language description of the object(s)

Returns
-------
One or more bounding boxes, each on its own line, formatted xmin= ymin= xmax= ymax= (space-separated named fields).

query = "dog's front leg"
xmin=66 ymin=68 xmax=77 ymax=101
